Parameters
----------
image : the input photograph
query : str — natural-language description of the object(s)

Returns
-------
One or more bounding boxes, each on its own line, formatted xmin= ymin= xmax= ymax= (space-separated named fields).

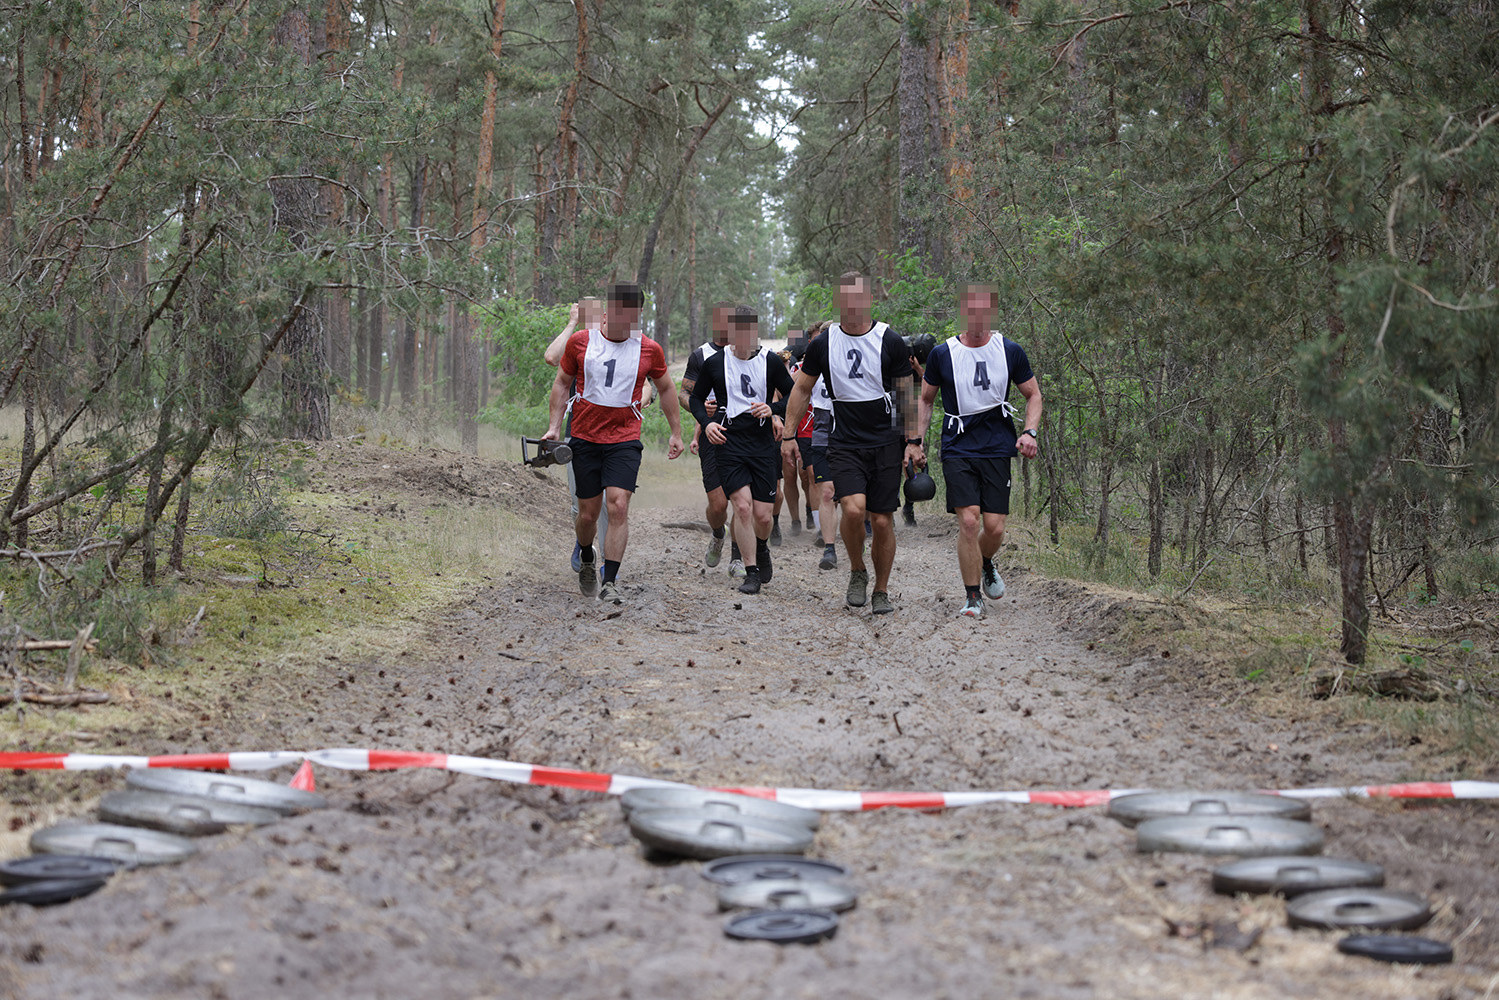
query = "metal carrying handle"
xmin=169 ymin=804 xmax=212 ymax=820
xmin=699 ymin=820 xmax=745 ymax=842
xmin=767 ymin=889 xmax=813 ymax=908
xmin=1186 ymin=799 xmax=1229 ymax=815
xmin=703 ymin=801 xmax=744 ymax=817
xmin=1205 ymin=825 xmax=1251 ymax=842
xmin=93 ymin=837 xmax=138 ymax=856
xmin=1333 ymin=900 xmax=1380 ymax=916
xmin=1275 ymin=865 xmax=1318 ymax=880
xmin=209 ymin=781 xmax=247 ymax=798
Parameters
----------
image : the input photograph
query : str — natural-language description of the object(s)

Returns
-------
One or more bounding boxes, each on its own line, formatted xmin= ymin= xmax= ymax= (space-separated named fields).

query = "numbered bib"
xmin=580 ymin=329 xmax=643 ymax=410
xmin=723 ymin=349 xmax=767 ymax=422
xmin=826 ymin=322 xmax=890 ymax=403
xmin=947 ymin=334 xmax=1012 ymax=419
xmin=697 ymin=341 xmax=721 ymax=403
xmin=810 ymin=375 xmax=833 ymax=411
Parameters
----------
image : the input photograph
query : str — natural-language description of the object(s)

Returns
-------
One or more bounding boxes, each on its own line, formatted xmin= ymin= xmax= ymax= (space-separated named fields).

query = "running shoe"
xmin=571 ymin=540 xmax=583 ymax=573
xmin=738 ymin=570 xmax=761 ymax=595
xmin=902 ymin=503 xmax=917 ymax=527
xmin=769 ymin=523 xmax=781 ymax=546
xmin=598 ymin=580 xmax=623 ymax=605
xmin=791 ymin=519 xmax=803 ymax=537
xmin=706 ymin=532 xmax=725 ymax=567
xmin=846 ymin=569 xmax=869 ymax=607
xmin=805 ymin=503 xmax=815 ymax=523
xmin=957 ymin=597 xmax=984 ymax=619
xmin=864 ymin=519 xmax=872 ymax=537
xmin=870 ymin=590 xmax=894 ymax=615
xmin=757 ymin=541 xmax=773 ymax=583
xmin=982 ymin=559 xmax=1006 ymax=600
xmin=728 ymin=558 xmax=745 ymax=579
xmin=819 ymin=545 xmax=837 ymax=571
xmin=578 ymin=549 xmax=599 ymax=597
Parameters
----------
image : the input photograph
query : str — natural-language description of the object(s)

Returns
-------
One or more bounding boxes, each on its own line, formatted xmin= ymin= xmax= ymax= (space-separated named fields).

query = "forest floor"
xmin=2 ymin=440 xmax=1496 ymax=999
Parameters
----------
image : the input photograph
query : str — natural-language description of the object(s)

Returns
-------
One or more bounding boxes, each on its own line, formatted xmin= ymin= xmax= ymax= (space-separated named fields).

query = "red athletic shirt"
xmin=560 ymin=329 xmax=667 ymax=444
xmin=791 ymin=361 xmax=814 ymax=437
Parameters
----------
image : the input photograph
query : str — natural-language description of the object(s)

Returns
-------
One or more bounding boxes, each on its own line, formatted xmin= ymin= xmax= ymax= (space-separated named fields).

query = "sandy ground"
xmin=1 ymin=446 xmax=1496 ymax=999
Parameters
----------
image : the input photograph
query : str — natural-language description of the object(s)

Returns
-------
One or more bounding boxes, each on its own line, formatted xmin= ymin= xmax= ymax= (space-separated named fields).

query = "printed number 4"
xmin=973 ymin=361 xmax=990 ymax=391
xmin=846 ymin=349 xmax=864 ymax=379
xmin=603 ymin=358 xmax=617 ymax=387
xmin=740 ymin=373 xmax=756 ymax=398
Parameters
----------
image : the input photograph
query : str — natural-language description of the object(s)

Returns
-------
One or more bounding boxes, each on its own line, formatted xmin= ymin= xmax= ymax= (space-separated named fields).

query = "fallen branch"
xmin=12 ymin=638 xmax=100 ymax=652
xmin=0 ymin=690 xmax=111 ymax=707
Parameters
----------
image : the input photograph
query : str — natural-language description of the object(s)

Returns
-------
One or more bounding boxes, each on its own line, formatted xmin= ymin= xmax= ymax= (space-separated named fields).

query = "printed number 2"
xmin=603 ymin=358 xmax=617 ymax=387
xmin=972 ymin=361 xmax=990 ymax=391
xmin=846 ymin=349 xmax=864 ymax=379
xmin=740 ymin=373 xmax=755 ymax=398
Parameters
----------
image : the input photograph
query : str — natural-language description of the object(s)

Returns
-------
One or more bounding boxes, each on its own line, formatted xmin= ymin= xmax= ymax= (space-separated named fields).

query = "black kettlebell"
xmin=904 ymin=458 xmax=936 ymax=503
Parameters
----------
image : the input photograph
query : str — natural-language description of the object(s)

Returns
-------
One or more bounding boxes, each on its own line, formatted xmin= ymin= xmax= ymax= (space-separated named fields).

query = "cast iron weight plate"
xmin=100 ymin=790 xmax=283 ymax=836
xmin=1338 ymin=934 xmax=1453 ymax=965
xmin=620 ymin=787 xmax=821 ymax=829
xmin=1286 ymin=888 xmax=1433 ymax=931
xmin=126 ymin=768 xmax=326 ymax=814
xmin=718 ymin=878 xmax=858 ymax=913
xmin=1136 ymin=815 xmax=1323 ymax=856
xmin=0 ymin=877 xmax=110 ymax=907
xmin=701 ymin=856 xmax=852 ymax=886
xmin=0 ymin=855 xmax=123 ymax=886
xmin=30 ymin=821 xmax=198 ymax=866
xmin=628 ymin=809 xmax=814 ymax=861
xmin=1108 ymin=790 xmax=1311 ymax=828
xmin=724 ymin=908 xmax=839 ymax=944
xmin=1212 ymin=856 xmax=1384 ymax=897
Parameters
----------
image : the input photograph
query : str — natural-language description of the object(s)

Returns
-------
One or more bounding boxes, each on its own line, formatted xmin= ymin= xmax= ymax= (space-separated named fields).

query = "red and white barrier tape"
xmin=3 ymin=749 xmax=1495 ymax=812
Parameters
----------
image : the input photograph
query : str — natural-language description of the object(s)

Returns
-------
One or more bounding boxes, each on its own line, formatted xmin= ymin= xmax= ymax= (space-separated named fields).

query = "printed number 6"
xmin=846 ymin=349 xmax=864 ymax=379
xmin=740 ymin=373 xmax=755 ymax=398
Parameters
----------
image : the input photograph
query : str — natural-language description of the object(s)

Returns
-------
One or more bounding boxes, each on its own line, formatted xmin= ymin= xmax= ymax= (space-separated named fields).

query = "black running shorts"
xmin=719 ymin=445 xmax=780 ymax=504
xmin=809 ymin=446 xmax=831 ymax=484
xmin=943 ymin=455 xmax=1011 ymax=515
xmin=829 ymin=440 xmax=903 ymax=513
xmin=698 ymin=434 xmax=722 ymax=494
xmin=796 ymin=437 xmax=814 ymax=471
xmin=570 ymin=438 xmax=644 ymax=499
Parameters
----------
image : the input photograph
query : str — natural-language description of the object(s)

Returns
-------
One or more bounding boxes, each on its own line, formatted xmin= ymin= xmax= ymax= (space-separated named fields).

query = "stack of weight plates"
xmin=703 ymin=855 xmax=856 ymax=944
xmin=623 ymin=788 xmax=818 ymax=861
xmin=1112 ymin=791 xmax=1324 ymax=857
xmin=8 ymin=768 xmax=327 ymax=909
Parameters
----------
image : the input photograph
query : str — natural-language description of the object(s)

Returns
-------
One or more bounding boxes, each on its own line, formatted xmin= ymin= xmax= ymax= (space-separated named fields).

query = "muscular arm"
xmin=916 ymin=380 xmax=939 ymax=441
xmin=543 ymin=303 xmax=581 ymax=367
xmin=653 ymin=373 xmax=685 ymax=459
xmin=1016 ymin=376 xmax=1042 ymax=459
xmin=780 ymin=368 xmax=815 ymax=441
xmin=544 ymin=367 xmax=572 ymax=439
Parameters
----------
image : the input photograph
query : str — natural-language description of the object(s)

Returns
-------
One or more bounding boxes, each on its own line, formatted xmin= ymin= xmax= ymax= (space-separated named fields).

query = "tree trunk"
xmin=897 ymin=0 xmax=943 ymax=268
xmin=399 ymin=155 xmax=427 ymax=405
xmin=273 ymin=6 xmax=329 ymax=440
xmin=637 ymin=91 xmax=734 ymax=289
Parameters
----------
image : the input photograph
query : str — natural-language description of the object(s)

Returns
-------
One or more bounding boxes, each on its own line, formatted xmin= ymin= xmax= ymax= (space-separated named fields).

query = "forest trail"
xmin=2 ymin=460 xmax=1495 ymax=999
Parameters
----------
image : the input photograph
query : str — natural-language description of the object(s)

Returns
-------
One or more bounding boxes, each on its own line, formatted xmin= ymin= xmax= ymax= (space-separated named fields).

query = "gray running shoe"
xmin=958 ymin=596 xmax=984 ymax=619
xmin=982 ymin=559 xmax=1006 ymax=600
xmin=728 ymin=558 xmax=746 ymax=579
xmin=598 ymin=580 xmax=623 ymax=605
xmin=578 ymin=551 xmax=599 ymax=597
xmin=770 ymin=523 xmax=782 ymax=547
xmin=846 ymin=569 xmax=869 ymax=607
xmin=902 ymin=503 xmax=917 ymax=527
xmin=870 ymin=590 xmax=894 ymax=615
xmin=818 ymin=545 xmax=837 ymax=570
xmin=706 ymin=533 xmax=725 ymax=567
xmin=791 ymin=519 xmax=803 ymax=537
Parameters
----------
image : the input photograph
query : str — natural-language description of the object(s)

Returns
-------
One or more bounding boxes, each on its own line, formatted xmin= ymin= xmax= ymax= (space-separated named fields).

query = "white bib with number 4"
xmin=947 ymin=334 xmax=1013 ymax=423
xmin=580 ymin=329 xmax=642 ymax=409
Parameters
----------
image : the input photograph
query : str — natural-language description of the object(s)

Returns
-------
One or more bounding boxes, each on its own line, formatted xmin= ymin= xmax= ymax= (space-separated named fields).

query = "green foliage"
xmin=481 ymin=300 xmax=572 ymax=408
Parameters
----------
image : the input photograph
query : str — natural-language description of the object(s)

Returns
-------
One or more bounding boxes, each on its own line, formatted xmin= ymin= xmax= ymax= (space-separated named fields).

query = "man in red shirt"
xmin=544 ymin=283 xmax=685 ymax=604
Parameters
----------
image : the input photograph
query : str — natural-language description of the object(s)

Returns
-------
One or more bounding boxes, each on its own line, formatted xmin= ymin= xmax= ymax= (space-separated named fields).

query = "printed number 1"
xmin=740 ymin=373 xmax=755 ymax=398
xmin=603 ymin=358 xmax=617 ymax=387
xmin=973 ymin=361 xmax=990 ymax=391
xmin=846 ymin=349 xmax=864 ymax=379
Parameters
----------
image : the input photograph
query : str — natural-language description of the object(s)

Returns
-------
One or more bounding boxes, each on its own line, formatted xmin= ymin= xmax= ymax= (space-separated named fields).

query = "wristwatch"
xmin=781 ymin=435 xmax=798 ymax=443
xmin=905 ymin=437 xmax=922 ymax=446
xmin=1021 ymin=428 xmax=1038 ymax=440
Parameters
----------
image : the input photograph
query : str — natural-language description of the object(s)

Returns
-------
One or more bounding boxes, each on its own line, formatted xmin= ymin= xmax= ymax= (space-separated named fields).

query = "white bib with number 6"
xmin=580 ymin=329 xmax=642 ymax=409
xmin=723 ymin=349 xmax=767 ymax=424
xmin=826 ymin=322 xmax=890 ymax=403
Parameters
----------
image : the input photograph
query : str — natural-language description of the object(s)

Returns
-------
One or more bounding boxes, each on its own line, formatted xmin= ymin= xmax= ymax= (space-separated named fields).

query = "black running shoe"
xmin=738 ymin=569 xmax=762 ymax=594
xmin=757 ymin=540 xmax=773 ymax=583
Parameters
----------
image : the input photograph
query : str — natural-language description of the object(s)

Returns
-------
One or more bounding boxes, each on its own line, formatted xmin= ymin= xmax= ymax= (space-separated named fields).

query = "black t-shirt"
xmin=798 ymin=323 xmax=914 ymax=449
xmin=689 ymin=349 xmax=795 ymax=454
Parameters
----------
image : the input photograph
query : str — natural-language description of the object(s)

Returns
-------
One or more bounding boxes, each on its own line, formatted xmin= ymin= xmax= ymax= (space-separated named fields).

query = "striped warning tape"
xmin=2 ymin=749 xmax=1495 ymax=812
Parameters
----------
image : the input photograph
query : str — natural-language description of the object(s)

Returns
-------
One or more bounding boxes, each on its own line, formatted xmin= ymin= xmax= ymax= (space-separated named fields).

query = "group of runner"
xmin=542 ymin=273 xmax=1043 ymax=619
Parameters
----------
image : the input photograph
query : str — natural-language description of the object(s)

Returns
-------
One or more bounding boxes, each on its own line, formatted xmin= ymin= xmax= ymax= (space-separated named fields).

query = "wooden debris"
xmin=1311 ymin=667 xmax=1442 ymax=701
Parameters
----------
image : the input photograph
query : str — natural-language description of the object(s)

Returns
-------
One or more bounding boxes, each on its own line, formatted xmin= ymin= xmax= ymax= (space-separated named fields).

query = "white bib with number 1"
xmin=580 ymin=329 xmax=642 ymax=409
